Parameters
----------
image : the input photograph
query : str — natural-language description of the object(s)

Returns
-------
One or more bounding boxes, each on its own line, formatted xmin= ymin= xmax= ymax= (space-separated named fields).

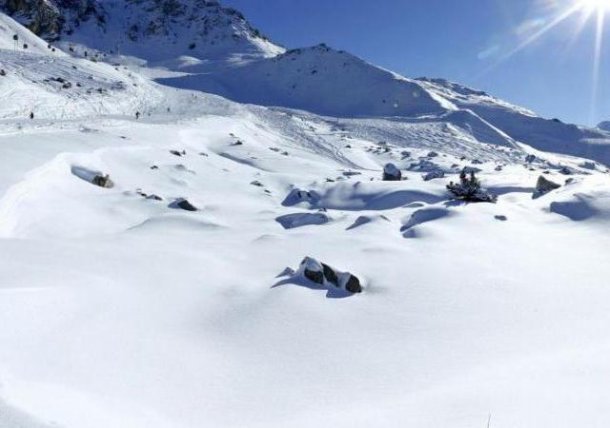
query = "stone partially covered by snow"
xmin=533 ymin=175 xmax=561 ymax=199
xmin=298 ymin=257 xmax=362 ymax=294
xmin=282 ymin=188 xmax=321 ymax=207
xmin=423 ymin=169 xmax=445 ymax=181
xmin=383 ymin=163 xmax=402 ymax=181
xmin=276 ymin=212 xmax=330 ymax=229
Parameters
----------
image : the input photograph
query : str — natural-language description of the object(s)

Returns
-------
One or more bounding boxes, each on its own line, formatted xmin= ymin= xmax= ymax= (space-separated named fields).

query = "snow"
xmin=1 ymin=3 xmax=610 ymax=428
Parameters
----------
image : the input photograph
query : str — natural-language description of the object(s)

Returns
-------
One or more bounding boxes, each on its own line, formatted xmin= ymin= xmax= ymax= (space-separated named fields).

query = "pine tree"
xmin=447 ymin=170 xmax=496 ymax=203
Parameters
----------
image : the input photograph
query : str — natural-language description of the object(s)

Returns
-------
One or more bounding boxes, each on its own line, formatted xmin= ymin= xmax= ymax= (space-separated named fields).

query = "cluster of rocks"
xmin=299 ymin=257 xmax=362 ymax=294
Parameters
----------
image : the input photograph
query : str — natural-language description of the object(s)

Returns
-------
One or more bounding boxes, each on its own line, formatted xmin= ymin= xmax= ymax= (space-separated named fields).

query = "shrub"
xmin=447 ymin=170 xmax=496 ymax=202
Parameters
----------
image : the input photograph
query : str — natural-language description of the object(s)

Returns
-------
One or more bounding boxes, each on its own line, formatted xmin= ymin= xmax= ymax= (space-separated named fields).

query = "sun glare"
xmin=579 ymin=0 xmax=610 ymax=13
xmin=479 ymin=0 xmax=609 ymax=122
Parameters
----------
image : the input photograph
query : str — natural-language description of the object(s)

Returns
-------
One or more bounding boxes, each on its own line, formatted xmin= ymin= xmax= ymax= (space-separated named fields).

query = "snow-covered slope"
xmin=2 ymin=1 xmax=610 ymax=426
xmin=0 ymin=0 xmax=283 ymax=63
xmin=418 ymin=77 xmax=610 ymax=165
xmin=161 ymin=44 xmax=451 ymax=118
xmin=0 ymin=12 xmax=60 ymax=54
xmin=0 ymin=97 xmax=609 ymax=428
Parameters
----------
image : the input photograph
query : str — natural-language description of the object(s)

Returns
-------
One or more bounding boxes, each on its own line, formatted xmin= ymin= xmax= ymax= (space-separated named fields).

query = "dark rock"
xmin=383 ymin=163 xmax=402 ymax=181
xmin=344 ymin=275 xmax=362 ymax=293
xmin=170 ymin=150 xmax=186 ymax=157
xmin=91 ymin=174 xmax=113 ymax=188
xmin=322 ymin=263 xmax=339 ymax=286
xmin=533 ymin=175 xmax=561 ymax=199
xmin=171 ymin=198 xmax=198 ymax=211
xmin=423 ymin=170 xmax=444 ymax=181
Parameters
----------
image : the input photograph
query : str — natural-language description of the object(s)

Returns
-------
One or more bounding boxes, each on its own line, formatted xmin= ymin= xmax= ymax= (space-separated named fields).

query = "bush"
xmin=447 ymin=170 xmax=496 ymax=203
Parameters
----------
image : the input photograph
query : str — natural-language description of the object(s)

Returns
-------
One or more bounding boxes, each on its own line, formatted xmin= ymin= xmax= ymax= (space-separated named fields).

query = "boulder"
xmin=276 ymin=213 xmax=330 ymax=229
xmin=170 ymin=198 xmax=198 ymax=211
xmin=423 ymin=169 xmax=445 ymax=181
xmin=298 ymin=257 xmax=362 ymax=294
xmin=533 ymin=175 xmax=561 ymax=199
xmin=383 ymin=163 xmax=402 ymax=181
xmin=282 ymin=188 xmax=320 ymax=207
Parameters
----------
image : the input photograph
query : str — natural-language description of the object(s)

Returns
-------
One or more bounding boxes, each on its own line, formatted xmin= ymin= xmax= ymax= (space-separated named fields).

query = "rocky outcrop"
xmin=0 ymin=0 xmax=104 ymax=41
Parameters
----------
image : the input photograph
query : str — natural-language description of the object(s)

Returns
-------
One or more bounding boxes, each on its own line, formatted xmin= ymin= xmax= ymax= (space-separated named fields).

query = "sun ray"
xmin=590 ymin=9 xmax=605 ymax=123
xmin=475 ymin=3 xmax=583 ymax=80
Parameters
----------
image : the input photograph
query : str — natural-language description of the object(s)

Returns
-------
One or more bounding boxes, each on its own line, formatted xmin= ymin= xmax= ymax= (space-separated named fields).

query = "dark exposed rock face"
xmin=322 ymin=263 xmax=338 ymax=286
xmin=0 ymin=0 xmax=104 ymax=41
xmin=533 ymin=175 xmax=561 ymax=199
xmin=383 ymin=163 xmax=401 ymax=181
xmin=170 ymin=198 xmax=198 ymax=211
xmin=91 ymin=173 xmax=113 ymax=188
xmin=344 ymin=275 xmax=362 ymax=293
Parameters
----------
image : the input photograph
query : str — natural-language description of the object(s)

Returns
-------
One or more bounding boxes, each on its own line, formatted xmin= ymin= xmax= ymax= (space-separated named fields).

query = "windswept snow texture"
xmin=1 ymin=2 xmax=610 ymax=428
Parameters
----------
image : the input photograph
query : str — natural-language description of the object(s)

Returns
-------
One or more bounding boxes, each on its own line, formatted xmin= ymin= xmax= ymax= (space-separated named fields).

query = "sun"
xmin=579 ymin=0 xmax=610 ymax=13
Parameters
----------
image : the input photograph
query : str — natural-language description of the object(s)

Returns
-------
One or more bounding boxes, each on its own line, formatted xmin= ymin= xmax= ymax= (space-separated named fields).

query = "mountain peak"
xmin=0 ymin=0 xmax=284 ymax=61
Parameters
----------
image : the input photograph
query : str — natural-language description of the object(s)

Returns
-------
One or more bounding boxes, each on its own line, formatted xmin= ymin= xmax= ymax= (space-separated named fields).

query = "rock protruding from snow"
xmin=276 ymin=213 xmax=330 ymax=229
xmin=533 ymin=175 xmax=561 ymax=199
xmin=282 ymin=188 xmax=320 ymax=207
xmin=298 ymin=257 xmax=362 ymax=294
xmin=92 ymin=174 xmax=114 ymax=189
xmin=383 ymin=163 xmax=402 ymax=181
xmin=423 ymin=170 xmax=445 ymax=181
xmin=170 ymin=198 xmax=198 ymax=212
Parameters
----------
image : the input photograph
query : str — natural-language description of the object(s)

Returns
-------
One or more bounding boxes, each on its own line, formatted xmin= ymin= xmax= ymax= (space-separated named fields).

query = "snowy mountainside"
xmin=0 ymin=12 xmax=60 ymax=53
xmin=160 ymin=44 xmax=450 ymax=118
xmin=418 ymin=77 xmax=610 ymax=165
xmin=0 ymin=0 xmax=283 ymax=63
xmin=598 ymin=121 xmax=610 ymax=132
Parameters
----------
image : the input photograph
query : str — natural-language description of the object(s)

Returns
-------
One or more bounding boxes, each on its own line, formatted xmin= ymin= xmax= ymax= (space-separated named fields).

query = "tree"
xmin=447 ymin=170 xmax=496 ymax=203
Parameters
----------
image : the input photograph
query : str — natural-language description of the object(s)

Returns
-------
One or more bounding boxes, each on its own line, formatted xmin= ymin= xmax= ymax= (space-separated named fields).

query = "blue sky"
xmin=223 ymin=0 xmax=610 ymax=126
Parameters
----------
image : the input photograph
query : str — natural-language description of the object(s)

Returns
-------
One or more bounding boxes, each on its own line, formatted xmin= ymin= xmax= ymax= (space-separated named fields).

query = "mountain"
xmin=1 ymin=0 xmax=609 ymax=167
xmin=0 ymin=0 xmax=283 ymax=62
xmin=598 ymin=121 xmax=610 ymax=132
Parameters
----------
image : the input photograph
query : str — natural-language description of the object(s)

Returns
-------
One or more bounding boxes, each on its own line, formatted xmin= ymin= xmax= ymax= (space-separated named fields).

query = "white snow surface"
xmin=1 ymin=5 xmax=610 ymax=428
